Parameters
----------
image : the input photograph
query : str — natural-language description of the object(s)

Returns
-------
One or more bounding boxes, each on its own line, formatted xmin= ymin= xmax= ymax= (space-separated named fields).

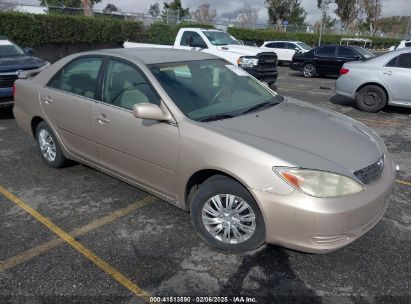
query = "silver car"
xmin=336 ymin=48 xmax=411 ymax=112
xmin=13 ymin=48 xmax=395 ymax=253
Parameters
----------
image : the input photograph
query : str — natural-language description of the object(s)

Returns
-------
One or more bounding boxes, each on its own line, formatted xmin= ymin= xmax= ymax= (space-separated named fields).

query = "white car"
xmin=260 ymin=41 xmax=312 ymax=64
xmin=336 ymin=48 xmax=411 ymax=112
xmin=389 ymin=40 xmax=411 ymax=51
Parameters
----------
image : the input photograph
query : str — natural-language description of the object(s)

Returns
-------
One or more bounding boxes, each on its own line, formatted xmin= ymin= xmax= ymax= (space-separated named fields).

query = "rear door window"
xmin=48 ymin=57 xmax=102 ymax=99
xmin=338 ymin=47 xmax=358 ymax=58
xmin=386 ymin=53 xmax=411 ymax=69
xmin=405 ymin=42 xmax=411 ymax=47
xmin=316 ymin=46 xmax=336 ymax=57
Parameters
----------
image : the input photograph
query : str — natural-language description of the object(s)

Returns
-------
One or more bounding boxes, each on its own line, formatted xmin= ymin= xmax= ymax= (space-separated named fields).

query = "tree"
xmin=163 ymin=0 xmax=190 ymax=20
xmin=360 ymin=0 xmax=382 ymax=35
xmin=193 ymin=4 xmax=217 ymax=24
xmin=237 ymin=5 xmax=259 ymax=29
xmin=334 ymin=0 xmax=361 ymax=30
xmin=265 ymin=0 xmax=306 ymax=26
xmin=39 ymin=0 xmax=101 ymax=16
xmin=103 ymin=3 xmax=118 ymax=13
xmin=148 ymin=2 xmax=161 ymax=20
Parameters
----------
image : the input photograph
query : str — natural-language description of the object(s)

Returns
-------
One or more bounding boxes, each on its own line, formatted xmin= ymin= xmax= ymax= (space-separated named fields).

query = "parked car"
xmin=336 ymin=48 xmax=411 ymax=112
xmin=290 ymin=44 xmax=375 ymax=78
xmin=260 ymin=41 xmax=312 ymax=64
xmin=124 ymin=28 xmax=278 ymax=86
xmin=389 ymin=39 xmax=411 ymax=51
xmin=0 ymin=36 xmax=49 ymax=107
xmin=13 ymin=48 xmax=395 ymax=253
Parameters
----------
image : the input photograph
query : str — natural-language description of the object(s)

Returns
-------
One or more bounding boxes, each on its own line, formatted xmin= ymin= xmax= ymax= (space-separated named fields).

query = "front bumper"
xmin=243 ymin=67 xmax=278 ymax=84
xmin=0 ymin=87 xmax=13 ymax=107
xmin=289 ymin=62 xmax=301 ymax=72
xmin=252 ymin=154 xmax=396 ymax=253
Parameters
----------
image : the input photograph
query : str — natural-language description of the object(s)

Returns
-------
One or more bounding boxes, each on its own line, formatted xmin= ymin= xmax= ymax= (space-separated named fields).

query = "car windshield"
xmin=202 ymin=31 xmax=241 ymax=46
xmin=352 ymin=46 xmax=375 ymax=59
xmin=296 ymin=42 xmax=311 ymax=50
xmin=0 ymin=40 xmax=25 ymax=57
xmin=150 ymin=59 xmax=283 ymax=122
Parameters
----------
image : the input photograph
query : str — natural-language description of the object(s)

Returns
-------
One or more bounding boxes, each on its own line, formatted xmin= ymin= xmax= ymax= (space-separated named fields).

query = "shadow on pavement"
xmin=219 ymin=245 xmax=321 ymax=304
xmin=0 ymin=107 xmax=14 ymax=120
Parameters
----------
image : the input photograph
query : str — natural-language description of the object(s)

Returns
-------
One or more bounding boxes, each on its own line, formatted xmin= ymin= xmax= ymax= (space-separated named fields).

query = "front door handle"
xmin=383 ymin=71 xmax=392 ymax=75
xmin=43 ymin=96 xmax=53 ymax=104
xmin=95 ymin=114 xmax=110 ymax=124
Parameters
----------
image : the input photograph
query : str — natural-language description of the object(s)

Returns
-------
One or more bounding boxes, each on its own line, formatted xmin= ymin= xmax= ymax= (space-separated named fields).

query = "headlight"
xmin=274 ymin=167 xmax=364 ymax=198
xmin=237 ymin=56 xmax=259 ymax=68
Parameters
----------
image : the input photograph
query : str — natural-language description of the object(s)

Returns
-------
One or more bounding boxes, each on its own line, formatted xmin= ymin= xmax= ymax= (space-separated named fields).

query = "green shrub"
xmin=149 ymin=22 xmax=215 ymax=45
xmin=0 ymin=12 xmax=145 ymax=46
xmin=227 ymin=27 xmax=400 ymax=49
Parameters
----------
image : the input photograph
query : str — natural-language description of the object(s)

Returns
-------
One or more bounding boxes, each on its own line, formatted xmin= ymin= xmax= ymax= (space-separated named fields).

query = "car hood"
xmin=205 ymin=98 xmax=382 ymax=175
xmin=216 ymin=44 xmax=269 ymax=56
xmin=0 ymin=55 xmax=48 ymax=73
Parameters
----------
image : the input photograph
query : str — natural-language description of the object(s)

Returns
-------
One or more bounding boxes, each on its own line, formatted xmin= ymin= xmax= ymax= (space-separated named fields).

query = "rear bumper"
xmin=0 ymin=87 xmax=13 ymax=107
xmin=252 ymin=154 xmax=396 ymax=253
xmin=335 ymin=76 xmax=357 ymax=99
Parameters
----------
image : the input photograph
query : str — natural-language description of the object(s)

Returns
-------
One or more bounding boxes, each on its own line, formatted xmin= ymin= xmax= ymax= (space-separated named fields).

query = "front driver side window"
xmin=102 ymin=59 xmax=160 ymax=110
xmin=48 ymin=57 xmax=102 ymax=99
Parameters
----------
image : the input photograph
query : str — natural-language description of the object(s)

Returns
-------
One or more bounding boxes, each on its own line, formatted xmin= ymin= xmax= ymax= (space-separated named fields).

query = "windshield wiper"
xmin=240 ymin=99 xmax=280 ymax=115
xmin=199 ymin=114 xmax=236 ymax=122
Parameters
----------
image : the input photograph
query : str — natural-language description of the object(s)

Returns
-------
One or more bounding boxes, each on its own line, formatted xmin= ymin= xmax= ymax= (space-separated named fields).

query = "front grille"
xmin=354 ymin=157 xmax=384 ymax=185
xmin=256 ymin=53 xmax=277 ymax=71
xmin=0 ymin=74 xmax=18 ymax=88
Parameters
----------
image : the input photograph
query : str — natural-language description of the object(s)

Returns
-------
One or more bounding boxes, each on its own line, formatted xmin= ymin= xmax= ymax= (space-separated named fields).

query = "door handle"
xmin=95 ymin=114 xmax=110 ymax=124
xmin=43 ymin=96 xmax=53 ymax=104
xmin=383 ymin=71 xmax=392 ymax=75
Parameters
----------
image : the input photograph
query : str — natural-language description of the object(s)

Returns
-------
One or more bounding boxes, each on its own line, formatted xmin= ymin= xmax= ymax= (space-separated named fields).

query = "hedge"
xmin=0 ymin=12 xmax=145 ymax=46
xmin=149 ymin=22 xmax=215 ymax=45
xmin=227 ymin=28 xmax=401 ymax=49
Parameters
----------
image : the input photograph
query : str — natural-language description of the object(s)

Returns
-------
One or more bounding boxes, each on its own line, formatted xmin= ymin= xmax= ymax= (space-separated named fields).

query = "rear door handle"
xmin=43 ymin=96 xmax=53 ymax=104
xmin=95 ymin=114 xmax=110 ymax=124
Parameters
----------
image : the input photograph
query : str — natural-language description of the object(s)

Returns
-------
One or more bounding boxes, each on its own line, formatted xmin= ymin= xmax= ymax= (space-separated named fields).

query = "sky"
xmin=8 ymin=0 xmax=411 ymax=25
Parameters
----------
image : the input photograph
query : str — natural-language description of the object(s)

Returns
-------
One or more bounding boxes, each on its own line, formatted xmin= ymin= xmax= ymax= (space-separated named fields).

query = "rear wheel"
xmin=355 ymin=85 xmax=387 ymax=112
xmin=36 ymin=121 xmax=68 ymax=168
xmin=191 ymin=176 xmax=265 ymax=253
xmin=302 ymin=63 xmax=316 ymax=78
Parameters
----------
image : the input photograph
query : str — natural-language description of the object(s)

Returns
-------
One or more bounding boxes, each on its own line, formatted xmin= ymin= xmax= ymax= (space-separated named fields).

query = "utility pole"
xmin=319 ymin=17 xmax=323 ymax=46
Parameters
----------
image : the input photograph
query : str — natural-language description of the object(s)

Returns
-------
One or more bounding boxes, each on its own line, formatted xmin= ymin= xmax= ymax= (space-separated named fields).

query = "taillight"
xmin=12 ymin=83 xmax=16 ymax=97
xmin=340 ymin=68 xmax=349 ymax=75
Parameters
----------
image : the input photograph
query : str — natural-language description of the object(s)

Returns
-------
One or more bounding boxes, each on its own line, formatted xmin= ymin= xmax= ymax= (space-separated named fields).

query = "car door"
xmin=40 ymin=56 xmax=103 ymax=162
xmin=274 ymin=42 xmax=287 ymax=61
xmin=285 ymin=43 xmax=297 ymax=62
xmin=336 ymin=46 xmax=360 ymax=72
xmin=94 ymin=58 xmax=179 ymax=199
xmin=380 ymin=53 xmax=411 ymax=103
xmin=314 ymin=46 xmax=337 ymax=74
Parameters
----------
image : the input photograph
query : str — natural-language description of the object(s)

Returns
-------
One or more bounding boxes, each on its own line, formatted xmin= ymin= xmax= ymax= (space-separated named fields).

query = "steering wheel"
xmin=211 ymin=87 xmax=226 ymax=105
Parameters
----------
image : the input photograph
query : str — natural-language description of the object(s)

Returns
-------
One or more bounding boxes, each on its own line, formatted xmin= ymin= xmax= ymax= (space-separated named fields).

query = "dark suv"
xmin=0 ymin=37 xmax=48 ymax=107
xmin=290 ymin=44 xmax=375 ymax=78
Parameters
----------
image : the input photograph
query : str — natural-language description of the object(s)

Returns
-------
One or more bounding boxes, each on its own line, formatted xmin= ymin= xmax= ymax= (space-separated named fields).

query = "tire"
xmin=36 ymin=121 xmax=68 ymax=168
xmin=190 ymin=175 xmax=265 ymax=253
xmin=302 ymin=63 xmax=316 ymax=78
xmin=355 ymin=85 xmax=387 ymax=113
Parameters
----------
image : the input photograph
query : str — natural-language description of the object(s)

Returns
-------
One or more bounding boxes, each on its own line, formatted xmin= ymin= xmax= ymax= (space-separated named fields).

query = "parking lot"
xmin=0 ymin=65 xmax=410 ymax=303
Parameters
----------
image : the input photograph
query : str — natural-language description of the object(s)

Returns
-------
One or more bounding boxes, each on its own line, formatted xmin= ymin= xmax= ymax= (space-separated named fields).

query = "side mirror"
xmin=24 ymin=47 xmax=35 ymax=55
xmin=188 ymin=36 xmax=207 ymax=49
xmin=132 ymin=103 xmax=172 ymax=121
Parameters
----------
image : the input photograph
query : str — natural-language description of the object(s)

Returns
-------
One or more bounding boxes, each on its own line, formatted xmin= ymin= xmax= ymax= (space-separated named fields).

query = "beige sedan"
xmin=13 ymin=48 xmax=395 ymax=253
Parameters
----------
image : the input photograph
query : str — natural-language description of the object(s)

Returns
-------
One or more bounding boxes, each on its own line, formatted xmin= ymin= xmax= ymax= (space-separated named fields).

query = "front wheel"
xmin=302 ymin=63 xmax=316 ymax=78
xmin=191 ymin=176 xmax=265 ymax=253
xmin=355 ymin=85 xmax=387 ymax=112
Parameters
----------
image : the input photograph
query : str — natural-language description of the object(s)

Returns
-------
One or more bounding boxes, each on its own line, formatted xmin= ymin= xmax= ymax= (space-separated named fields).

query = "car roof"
xmin=78 ymin=48 xmax=220 ymax=65
xmin=264 ymin=41 xmax=302 ymax=43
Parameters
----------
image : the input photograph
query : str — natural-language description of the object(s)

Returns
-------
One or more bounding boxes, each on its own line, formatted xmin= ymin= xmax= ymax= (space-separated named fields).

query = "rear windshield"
xmin=0 ymin=40 xmax=25 ymax=57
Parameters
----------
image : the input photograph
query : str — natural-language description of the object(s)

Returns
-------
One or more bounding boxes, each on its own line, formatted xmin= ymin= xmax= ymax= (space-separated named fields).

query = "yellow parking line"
xmin=395 ymin=179 xmax=411 ymax=187
xmin=0 ymin=196 xmax=156 ymax=272
xmin=0 ymin=185 xmax=152 ymax=301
